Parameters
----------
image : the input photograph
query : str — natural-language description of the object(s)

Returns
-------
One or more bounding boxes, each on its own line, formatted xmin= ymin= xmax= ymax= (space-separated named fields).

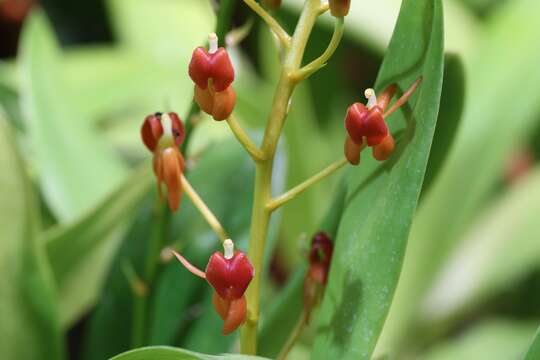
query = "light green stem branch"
xmin=240 ymin=0 xmax=331 ymax=354
xmin=293 ymin=17 xmax=345 ymax=82
xmin=242 ymin=0 xmax=291 ymax=47
xmin=226 ymin=115 xmax=266 ymax=162
xmin=181 ymin=175 xmax=228 ymax=242
xmin=267 ymin=158 xmax=348 ymax=212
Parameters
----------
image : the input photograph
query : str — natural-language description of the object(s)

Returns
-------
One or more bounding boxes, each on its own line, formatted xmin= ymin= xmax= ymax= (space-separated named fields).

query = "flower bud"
xmin=345 ymin=102 xmax=388 ymax=147
xmin=344 ymin=135 xmax=362 ymax=166
xmin=372 ymin=134 xmax=395 ymax=161
xmin=303 ymin=232 xmax=334 ymax=322
xmin=188 ymin=39 xmax=234 ymax=92
xmin=142 ymin=112 xmax=186 ymax=212
xmin=194 ymin=84 xmax=236 ymax=121
xmin=262 ymin=0 xmax=281 ymax=10
xmin=141 ymin=112 xmax=185 ymax=151
xmin=205 ymin=247 xmax=254 ymax=300
xmin=212 ymin=292 xmax=247 ymax=335
xmin=171 ymin=240 xmax=253 ymax=335
xmin=329 ymin=0 xmax=351 ymax=17
xmin=308 ymin=232 xmax=333 ymax=285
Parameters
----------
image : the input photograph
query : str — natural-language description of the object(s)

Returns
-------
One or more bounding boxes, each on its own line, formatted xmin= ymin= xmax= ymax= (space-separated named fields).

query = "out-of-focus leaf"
xmin=44 ymin=165 xmax=153 ymax=328
xmin=422 ymin=167 xmax=540 ymax=324
xmin=0 ymin=83 xmax=24 ymax=131
xmin=62 ymin=47 xmax=165 ymax=122
xmin=0 ymin=118 xmax=64 ymax=359
xmin=422 ymin=319 xmax=537 ymax=360
xmin=422 ymin=54 xmax=465 ymax=194
xmin=524 ymin=326 xmax=540 ymax=360
xmin=379 ymin=0 xmax=540 ymax=352
xmin=106 ymin=0 xmax=214 ymax=114
xmin=110 ymin=346 xmax=269 ymax=360
xmin=82 ymin=199 xmax=155 ymax=360
xmin=312 ymin=1 xmax=444 ymax=359
xmin=18 ymin=11 xmax=126 ymax=221
xmin=258 ymin=183 xmax=347 ymax=358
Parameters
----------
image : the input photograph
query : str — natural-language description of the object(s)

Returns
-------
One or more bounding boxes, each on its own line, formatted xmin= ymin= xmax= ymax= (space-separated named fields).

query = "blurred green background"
xmin=2 ymin=0 xmax=540 ymax=359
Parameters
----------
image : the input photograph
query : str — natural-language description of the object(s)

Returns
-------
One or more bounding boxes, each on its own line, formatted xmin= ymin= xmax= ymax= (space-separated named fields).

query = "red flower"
xmin=261 ymin=0 xmax=282 ymax=10
xmin=172 ymin=239 xmax=254 ymax=335
xmin=141 ymin=112 xmax=185 ymax=212
xmin=189 ymin=33 xmax=236 ymax=121
xmin=329 ymin=0 xmax=351 ymax=17
xmin=344 ymin=78 xmax=422 ymax=165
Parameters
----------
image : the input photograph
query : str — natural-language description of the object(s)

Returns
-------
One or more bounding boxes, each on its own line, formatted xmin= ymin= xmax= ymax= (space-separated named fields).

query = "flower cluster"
xmin=141 ymin=112 xmax=185 ymax=212
xmin=172 ymin=239 xmax=254 ymax=335
xmin=189 ymin=33 xmax=236 ymax=121
xmin=344 ymin=78 xmax=422 ymax=165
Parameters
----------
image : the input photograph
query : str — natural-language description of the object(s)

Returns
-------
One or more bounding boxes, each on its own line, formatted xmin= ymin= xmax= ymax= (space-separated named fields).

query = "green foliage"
xmin=312 ymin=1 xmax=444 ymax=359
xmin=110 ymin=346 xmax=269 ymax=360
xmin=2 ymin=0 xmax=540 ymax=358
xmin=424 ymin=319 xmax=537 ymax=360
xmin=18 ymin=11 xmax=127 ymax=221
xmin=44 ymin=165 xmax=153 ymax=327
xmin=380 ymin=0 xmax=540 ymax=351
xmin=0 ymin=118 xmax=64 ymax=359
xmin=524 ymin=326 xmax=540 ymax=360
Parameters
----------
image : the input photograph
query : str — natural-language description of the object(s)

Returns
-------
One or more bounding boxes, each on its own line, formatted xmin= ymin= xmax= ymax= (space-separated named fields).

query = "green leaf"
xmin=422 ymin=54 xmax=465 ymax=195
xmin=82 ymin=201 xmax=156 ymax=360
xmin=110 ymin=346 xmax=269 ymax=360
xmin=379 ymin=0 xmax=540 ymax=351
xmin=0 ymin=118 xmax=64 ymax=359
xmin=44 ymin=165 xmax=153 ymax=328
xmin=421 ymin=167 xmax=540 ymax=326
xmin=312 ymin=1 xmax=444 ymax=359
xmin=422 ymin=319 xmax=537 ymax=360
xmin=524 ymin=326 xmax=540 ymax=360
xmin=18 ymin=11 xmax=127 ymax=221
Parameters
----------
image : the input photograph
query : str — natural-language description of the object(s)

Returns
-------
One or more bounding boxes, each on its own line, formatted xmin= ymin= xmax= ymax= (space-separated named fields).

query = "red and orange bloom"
xmin=303 ymin=232 xmax=333 ymax=322
xmin=189 ymin=33 xmax=236 ymax=121
xmin=262 ymin=0 xmax=281 ymax=10
xmin=141 ymin=112 xmax=186 ymax=212
xmin=344 ymin=77 xmax=422 ymax=165
xmin=172 ymin=239 xmax=254 ymax=335
xmin=329 ymin=0 xmax=351 ymax=17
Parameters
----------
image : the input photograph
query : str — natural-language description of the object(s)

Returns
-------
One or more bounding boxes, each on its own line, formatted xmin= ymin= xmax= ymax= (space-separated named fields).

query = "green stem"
xmin=226 ymin=114 xmax=266 ymax=162
xmin=267 ymin=158 xmax=348 ymax=212
xmin=242 ymin=0 xmax=291 ymax=47
xmin=240 ymin=0 xmax=323 ymax=354
xmin=294 ymin=17 xmax=345 ymax=82
xmin=131 ymin=199 xmax=167 ymax=348
xmin=276 ymin=310 xmax=308 ymax=360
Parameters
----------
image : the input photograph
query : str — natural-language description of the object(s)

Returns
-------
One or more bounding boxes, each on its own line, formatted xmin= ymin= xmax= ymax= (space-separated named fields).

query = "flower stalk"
xmin=240 ymin=0 xmax=339 ymax=353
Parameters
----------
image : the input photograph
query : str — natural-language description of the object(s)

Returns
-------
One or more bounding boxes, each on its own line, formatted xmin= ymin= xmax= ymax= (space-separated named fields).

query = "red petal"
xmin=209 ymin=48 xmax=235 ymax=92
xmin=141 ymin=114 xmax=163 ymax=152
xmin=206 ymin=251 xmax=254 ymax=300
xmin=188 ymin=47 xmax=211 ymax=89
xmin=168 ymin=112 xmax=185 ymax=146
xmin=222 ymin=296 xmax=247 ymax=335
